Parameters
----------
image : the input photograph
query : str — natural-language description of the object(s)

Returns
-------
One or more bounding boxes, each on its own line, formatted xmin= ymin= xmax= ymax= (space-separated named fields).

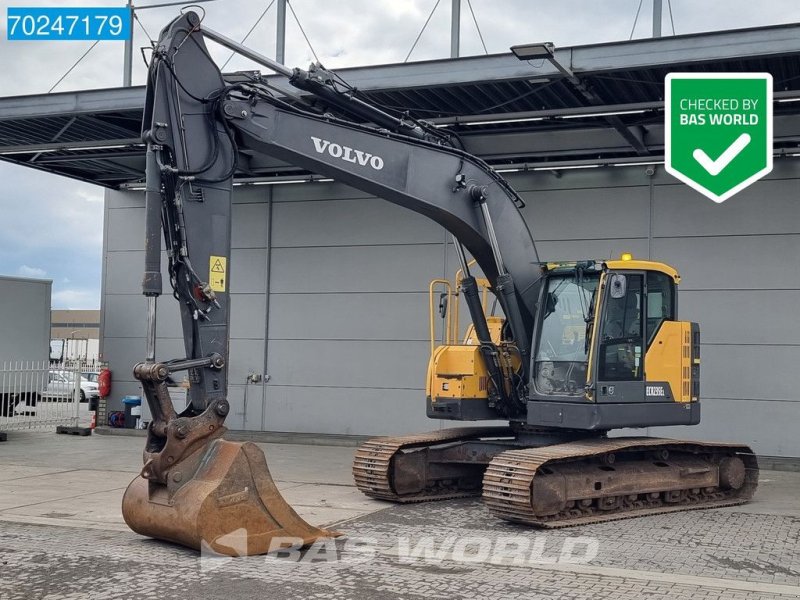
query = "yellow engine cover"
xmin=427 ymin=345 xmax=490 ymax=401
xmin=645 ymin=321 xmax=697 ymax=403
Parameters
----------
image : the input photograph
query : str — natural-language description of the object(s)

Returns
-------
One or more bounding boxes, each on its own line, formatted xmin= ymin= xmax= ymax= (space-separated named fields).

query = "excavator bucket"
xmin=122 ymin=439 xmax=340 ymax=556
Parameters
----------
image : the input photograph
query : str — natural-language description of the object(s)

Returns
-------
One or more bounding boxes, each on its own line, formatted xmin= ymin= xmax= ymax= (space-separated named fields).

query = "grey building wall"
xmin=101 ymin=159 xmax=800 ymax=457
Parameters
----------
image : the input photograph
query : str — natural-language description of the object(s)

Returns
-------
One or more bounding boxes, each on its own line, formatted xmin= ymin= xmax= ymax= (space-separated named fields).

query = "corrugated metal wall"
xmin=101 ymin=159 xmax=800 ymax=457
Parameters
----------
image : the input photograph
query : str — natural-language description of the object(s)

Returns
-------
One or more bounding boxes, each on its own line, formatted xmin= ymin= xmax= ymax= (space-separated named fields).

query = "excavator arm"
xmin=140 ymin=11 xmax=542 ymax=424
xmin=124 ymin=11 xmax=541 ymax=555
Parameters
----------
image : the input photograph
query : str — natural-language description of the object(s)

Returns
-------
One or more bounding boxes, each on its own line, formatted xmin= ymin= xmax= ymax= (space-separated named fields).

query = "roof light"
xmin=620 ymin=252 xmax=633 ymax=261
xmin=235 ymin=179 xmax=306 ymax=186
xmin=560 ymin=109 xmax=648 ymax=119
xmin=462 ymin=117 xmax=545 ymax=126
xmin=510 ymin=42 xmax=554 ymax=60
xmin=531 ymin=164 xmax=599 ymax=171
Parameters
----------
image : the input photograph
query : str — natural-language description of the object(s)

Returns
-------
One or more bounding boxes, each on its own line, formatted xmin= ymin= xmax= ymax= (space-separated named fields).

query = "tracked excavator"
xmin=122 ymin=11 xmax=758 ymax=556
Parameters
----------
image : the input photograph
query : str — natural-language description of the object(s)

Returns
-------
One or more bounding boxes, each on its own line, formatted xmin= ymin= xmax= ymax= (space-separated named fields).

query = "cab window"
xmin=534 ymin=273 xmax=598 ymax=396
xmin=645 ymin=271 xmax=674 ymax=345
xmin=599 ymin=273 xmax=643 ymax=381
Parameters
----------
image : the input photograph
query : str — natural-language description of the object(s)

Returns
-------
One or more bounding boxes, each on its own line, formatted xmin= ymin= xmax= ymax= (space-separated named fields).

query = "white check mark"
xmin=692 ymin=133 xmax=751 ymax=176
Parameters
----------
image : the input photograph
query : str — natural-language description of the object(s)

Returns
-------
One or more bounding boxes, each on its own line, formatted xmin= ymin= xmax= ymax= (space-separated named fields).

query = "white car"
xmin=44 ymin=370 xmax=100 ymax=403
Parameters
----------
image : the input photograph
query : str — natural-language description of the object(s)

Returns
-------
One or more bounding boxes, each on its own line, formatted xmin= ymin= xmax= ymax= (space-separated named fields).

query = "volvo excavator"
xmin=122 ymin=12 xmax=758 ymax=556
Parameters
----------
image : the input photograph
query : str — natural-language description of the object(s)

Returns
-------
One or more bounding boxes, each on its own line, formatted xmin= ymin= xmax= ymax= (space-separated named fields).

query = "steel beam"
xmin=0 ymin=22 xmax=799 ymax=123
xmin=6 ymin=111 xmax=800 ymax=176
xmin=0 ymin=87 xmax=144 ymax=120
xmin=458 ymin=113 xmax=800 ymax=159
xmin=0 ymin=138 xmax=143 ymax=155
xmin=33 ymin=150 xmax=144 ymax=163
xmin=29 ymin=115 xmax=77 ymax=163
xmin=0 ymin=156 xmax=126 ymax=187
xmin=253 ymin=22 xmax=800 ymax=91
xmin=605 ymin=115 xmax=650 ymax=155
xmin=430 ymin=101 xmax=662 ymax=124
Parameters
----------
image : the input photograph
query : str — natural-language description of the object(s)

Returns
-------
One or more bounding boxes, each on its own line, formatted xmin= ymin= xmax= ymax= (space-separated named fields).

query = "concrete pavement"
xmin=1 ymin=430 xmax=799 ymax=599
xmin=0 ymin=430 xmax=378 ymax=531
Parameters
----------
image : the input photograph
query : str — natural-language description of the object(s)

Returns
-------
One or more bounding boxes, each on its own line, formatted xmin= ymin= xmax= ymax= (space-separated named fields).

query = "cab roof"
xmin=605 ymin=259 xmax=680 ymax=282
xmin=542 ymin=258 xmax=680 ymax=283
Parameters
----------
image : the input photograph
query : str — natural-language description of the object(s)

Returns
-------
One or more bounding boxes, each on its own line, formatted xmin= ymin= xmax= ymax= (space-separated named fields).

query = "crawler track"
xmin=355 ymin=431 xmax=758 ymax=527
xmin=482 ymin=437 xmax=759 ymax=528
xmin=353 ymin=426 xmax=514 ymax=502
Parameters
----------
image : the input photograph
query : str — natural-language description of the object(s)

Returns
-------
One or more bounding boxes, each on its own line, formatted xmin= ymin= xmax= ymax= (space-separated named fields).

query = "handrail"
xmin=430 ymin=260 xmax=497 ymax=354
xmin=428 ymin=279 xmax=453 ymax=355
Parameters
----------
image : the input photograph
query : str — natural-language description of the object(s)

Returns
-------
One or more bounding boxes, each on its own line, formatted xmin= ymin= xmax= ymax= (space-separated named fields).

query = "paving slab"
xmin=0 ymin=471 xmax=130 ymax=511
xmin=0 ymin=465 xmax=69 ymax=482
xmin=0 ymin=431 xmax=381 ymax=533
xmin=1 ymin=430 xmax=799 ymax=600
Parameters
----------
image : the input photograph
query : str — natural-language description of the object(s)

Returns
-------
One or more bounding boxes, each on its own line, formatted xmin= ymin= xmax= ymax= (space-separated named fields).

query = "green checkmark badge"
xmin=665 ymin=73 xmax=773 ymax=203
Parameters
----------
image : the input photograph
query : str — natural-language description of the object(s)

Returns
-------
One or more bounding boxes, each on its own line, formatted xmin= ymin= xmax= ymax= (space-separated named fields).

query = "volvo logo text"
xmin=311 ymin=137 xmax=384 ymax=170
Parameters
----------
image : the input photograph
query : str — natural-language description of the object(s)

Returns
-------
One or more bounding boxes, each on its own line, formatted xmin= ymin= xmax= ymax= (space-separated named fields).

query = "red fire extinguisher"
xmin=99 ymin=368 xmax=112 ymax=399
xmin=93 ymin=368 xmax=112 ymax=430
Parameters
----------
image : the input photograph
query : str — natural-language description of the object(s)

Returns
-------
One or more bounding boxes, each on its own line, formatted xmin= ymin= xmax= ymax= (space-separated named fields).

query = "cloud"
xmin=4 ymin=0 xmax=799 ymax=93
xmin=17 ymin=265 xmax=47 ymax=278
xmin=51 ymin=288 xmax=100 ymax=310
xmin=0 ymin=161 xmax=102 ymax=310
xmin=0 ymin=0 xmax=799 ymax=316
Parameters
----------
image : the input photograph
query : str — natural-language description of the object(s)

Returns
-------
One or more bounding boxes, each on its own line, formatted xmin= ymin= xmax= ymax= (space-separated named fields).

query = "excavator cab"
xmin=427 ymin=255 xmax=701 ymax=430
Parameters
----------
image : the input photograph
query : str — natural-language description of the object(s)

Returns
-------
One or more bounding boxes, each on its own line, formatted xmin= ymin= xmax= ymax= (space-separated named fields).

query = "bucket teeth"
xmin=123 ymin=439 xmax=339 ymax=556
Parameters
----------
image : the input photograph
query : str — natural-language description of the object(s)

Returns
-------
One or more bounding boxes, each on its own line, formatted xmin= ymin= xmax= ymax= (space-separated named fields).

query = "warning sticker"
xmin=209 ymin=255 xmax=227 ymax=293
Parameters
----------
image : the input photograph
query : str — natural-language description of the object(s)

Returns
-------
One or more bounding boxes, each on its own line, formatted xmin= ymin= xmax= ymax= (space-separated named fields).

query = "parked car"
xmin=82 ymin=371 xmax=100 ymax=384
xmin=44 ymin=370 xmax=100 ymax=403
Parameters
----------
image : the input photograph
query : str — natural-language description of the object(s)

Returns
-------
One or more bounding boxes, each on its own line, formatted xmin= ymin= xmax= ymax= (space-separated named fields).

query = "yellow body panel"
xmin=463 ymin=315 xmax=505 ymax=345
xmin=645 ymin=321 xmax=696 ymax=402
xmin=606 ymin=259 xmax=680 ymax=283
xmin=429 ymin=345 xmax=489 ymax=399
xmin=428 ymin=316 xmax=519 ymax=403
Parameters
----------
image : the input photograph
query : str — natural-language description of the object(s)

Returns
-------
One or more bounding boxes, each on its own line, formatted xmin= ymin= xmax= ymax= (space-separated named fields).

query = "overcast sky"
xmin=0 ymin=0 xmax=798 ymax=309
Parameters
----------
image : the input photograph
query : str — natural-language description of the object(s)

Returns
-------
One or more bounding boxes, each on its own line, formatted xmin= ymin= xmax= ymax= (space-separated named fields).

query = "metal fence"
xmin=0 ymin=360 xmax=83 ymax=432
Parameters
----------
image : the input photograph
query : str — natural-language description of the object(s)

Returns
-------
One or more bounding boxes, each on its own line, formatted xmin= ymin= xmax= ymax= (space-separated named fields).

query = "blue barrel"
xmin=122 ymin=395 xmax=142 ymax=428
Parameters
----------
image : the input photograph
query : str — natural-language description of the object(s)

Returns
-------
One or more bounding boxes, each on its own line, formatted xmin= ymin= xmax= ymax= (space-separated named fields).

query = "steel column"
xmin=276 ymin=0 xmax=286 ymax=65
xmin=123 ymin=0 xmax=133 ymax=87
xmin=652 ymin=0 xmax=663 ymax=38
xmin=451 ymin=0 xmax=460 ymax=58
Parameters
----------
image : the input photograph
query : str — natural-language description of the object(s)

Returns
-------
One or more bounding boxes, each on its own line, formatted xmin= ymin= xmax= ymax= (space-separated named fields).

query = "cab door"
xmin=594 ymin=271 xmax=646 ymax=403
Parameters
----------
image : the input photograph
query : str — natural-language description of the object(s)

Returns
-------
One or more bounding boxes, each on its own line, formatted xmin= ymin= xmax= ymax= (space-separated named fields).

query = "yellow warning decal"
xmin=209 ymin=255 xmax=227 ymax=293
